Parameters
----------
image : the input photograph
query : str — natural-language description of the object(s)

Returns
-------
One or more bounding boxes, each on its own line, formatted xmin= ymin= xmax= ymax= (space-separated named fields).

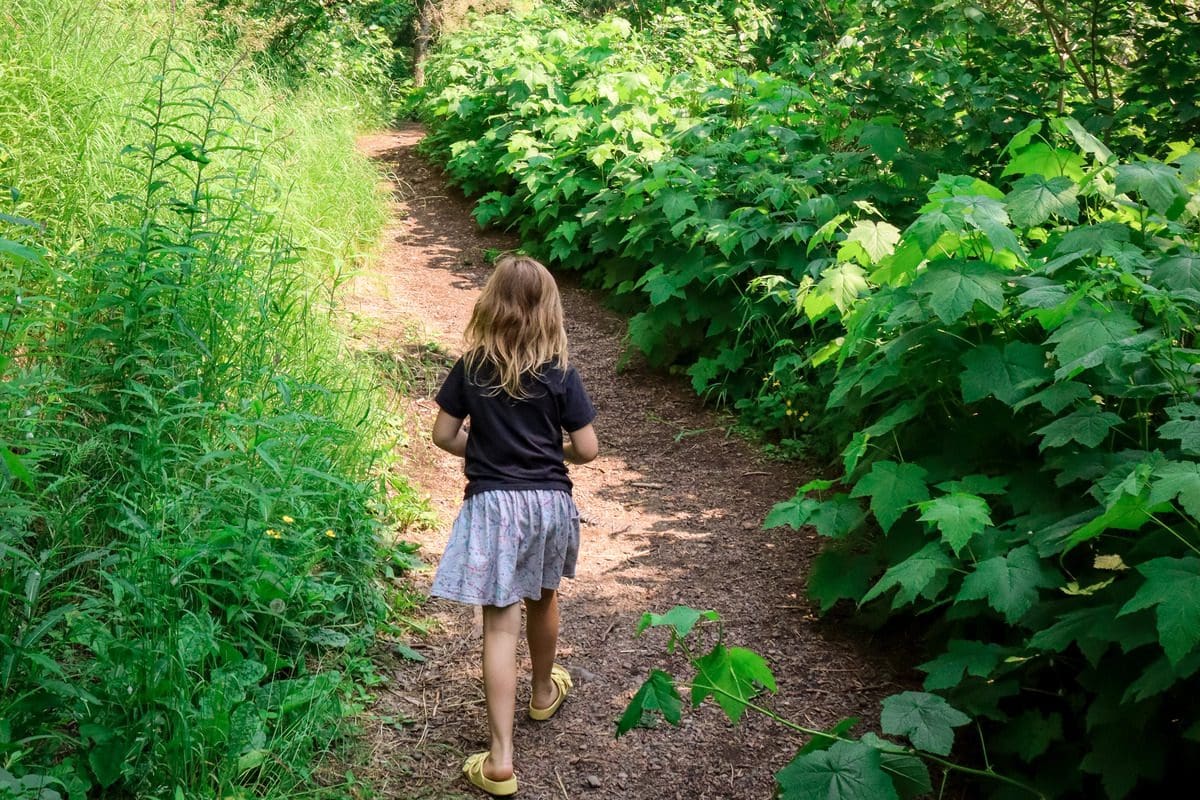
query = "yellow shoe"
xmin=463 ymin=752 xmax=517 ymax=796
xmin=528 ymin=664 xmax=572 ymax=721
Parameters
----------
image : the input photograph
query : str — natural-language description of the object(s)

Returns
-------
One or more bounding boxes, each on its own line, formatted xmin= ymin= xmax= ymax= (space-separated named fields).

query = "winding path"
xmin=346 ymin=126 xmax=904 ymax=800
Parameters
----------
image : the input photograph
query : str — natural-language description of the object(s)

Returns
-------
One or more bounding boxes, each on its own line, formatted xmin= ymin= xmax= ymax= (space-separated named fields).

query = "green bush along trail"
xmin=1 ymin=1 xmax=425 ymax=797
xmin=416 ymin=2 xmax=1200 ymax=797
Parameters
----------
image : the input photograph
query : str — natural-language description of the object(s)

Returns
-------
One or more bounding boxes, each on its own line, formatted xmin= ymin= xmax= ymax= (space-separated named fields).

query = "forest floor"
xmin=344 ymin=125 xmax=908 ymax=800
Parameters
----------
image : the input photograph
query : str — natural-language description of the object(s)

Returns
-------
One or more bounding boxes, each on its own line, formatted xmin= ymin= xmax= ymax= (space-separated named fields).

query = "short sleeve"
xmin=435 ymin=359 xmax=469 ymax=418
xmin=558 ymin=366 xmax=596 ymax=431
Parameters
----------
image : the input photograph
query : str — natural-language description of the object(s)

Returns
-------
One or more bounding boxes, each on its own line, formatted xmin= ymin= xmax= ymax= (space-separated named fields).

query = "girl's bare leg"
xmin=524 ymin=588 xmax=560 ymax=709
xmin=481 ymin=603 xmax=521 ymax=780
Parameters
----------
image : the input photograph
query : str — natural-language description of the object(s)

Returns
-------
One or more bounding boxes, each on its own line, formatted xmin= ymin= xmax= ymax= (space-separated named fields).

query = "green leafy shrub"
xmin=1 ymin=1 xmax=422 ymax=796
xmin=416 ymin=4 xmax=1200 ymax=796
xmin=768 ymin=121 xmax=1200 ymax=796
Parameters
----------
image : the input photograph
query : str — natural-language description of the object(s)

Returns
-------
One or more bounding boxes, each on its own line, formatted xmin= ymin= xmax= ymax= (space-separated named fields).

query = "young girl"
xmin=429 ymin=255 xmax=598 ymax=796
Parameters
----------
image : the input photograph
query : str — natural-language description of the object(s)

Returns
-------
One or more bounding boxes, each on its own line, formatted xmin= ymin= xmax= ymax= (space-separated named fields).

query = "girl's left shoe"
xmin=463 ymin=752 xmax=517 ymax=796
xmin=528 ymin=663 xmax=572 ymax=721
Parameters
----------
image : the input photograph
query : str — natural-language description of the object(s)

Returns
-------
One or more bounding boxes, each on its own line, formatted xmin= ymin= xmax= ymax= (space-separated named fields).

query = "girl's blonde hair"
xmin=464 ymin=255 xmax=568 ymax=399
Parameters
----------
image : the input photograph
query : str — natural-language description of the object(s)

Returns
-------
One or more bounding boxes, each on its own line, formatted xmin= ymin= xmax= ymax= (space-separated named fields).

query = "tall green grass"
xmin=0 ymin=1 xmax=417 ymax=797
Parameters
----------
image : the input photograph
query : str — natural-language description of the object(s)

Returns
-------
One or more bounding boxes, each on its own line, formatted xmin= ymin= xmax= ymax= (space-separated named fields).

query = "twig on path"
xmin=555 ymin=769 xmax=570 ymax=800
xmin=601 ymin=619 xmax=618 ymax=642
xmin=629 ymin=481 xmax=665 ymax=489
xmin=742 ymin=470 xmax=769 ymax=477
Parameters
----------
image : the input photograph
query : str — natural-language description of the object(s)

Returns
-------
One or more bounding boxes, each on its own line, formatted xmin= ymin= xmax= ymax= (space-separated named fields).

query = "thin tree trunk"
xmin=412 ymin=0 xmax=437 ymax=87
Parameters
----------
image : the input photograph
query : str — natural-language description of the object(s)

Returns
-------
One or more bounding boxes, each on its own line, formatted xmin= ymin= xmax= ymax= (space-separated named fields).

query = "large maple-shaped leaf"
xmin=1158 ymin=403 xmax=1200 ymax=455
xmin=918 ymin=493 xmax=992 ymax=554
xmin=616 ymin=669 xmax=682 ymax=736
xmin=1045 ymin=309 xmax=1141 ymax=378
xmin=846 ymin=220 xmax=901 ymax=263
xmin=1006 ymin=174 xmax=1079 ymax=227
xmin=1002 ymin=142 xmax=1085 ymax=180
xmin=858 ymin=734 xmax=933 ymax=800
xmin=809 ymin=495 xmax=867 ymax=538
xmin=1035 ymin=405 xmax=1122 ymax=450
xmin=1149 ymin=460 xmax=1200 ymax=519
xmin=861 ymin=542 xmax=954 ymax=607
xmin=957 ymin=545 xmax=1060 ymax=623
xmin=776 ymin=741 xmax=899 ymax=800
xmin=1150 ymin=252 xmax=1200 ymax=292
xmin=851 ymin=460 xmax=930 ymax=532
xmin=959 ymin=342 xmax=1048 ymax=406
xmin=913 ymin=260 xmax=1006 ymax=323
xmin=808 ymin=548 xmax=877 ymax=612
xmin=690 ymin=644 xmax=777 ymax=724
xmin=1116 ymin=161 xmax=1189 ymax=218
xmin=1014 ymin=380 xmax=1091 ymax=414
xmin=880 ymin=691 xmax=970 ymax=756
xmin=917 ymin=640 xmax=1006 ymax=691
xmin=1118 ymin=556 xmax=1200 ymax=665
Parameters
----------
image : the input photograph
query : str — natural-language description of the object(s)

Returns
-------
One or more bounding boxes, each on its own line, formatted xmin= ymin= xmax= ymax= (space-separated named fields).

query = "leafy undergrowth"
xmin=416 ymin=3 xmax=1200 ymax=797
xmin=0 ymin=1 xmax=425 ymax=797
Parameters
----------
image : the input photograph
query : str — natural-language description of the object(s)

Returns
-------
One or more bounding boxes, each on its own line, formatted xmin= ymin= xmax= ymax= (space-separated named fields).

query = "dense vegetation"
xmin=0 ymin=1 xmax=425 ymax=797
xmin=417 ymin=1 xmax=1200 ymax=797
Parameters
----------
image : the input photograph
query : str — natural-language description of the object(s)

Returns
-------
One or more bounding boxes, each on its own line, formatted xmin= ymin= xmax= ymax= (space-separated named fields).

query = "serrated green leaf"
xmin=846 ymin=220 xmax=901 ymax=263
xmin=1150 ymin=252 xmax=1200 ymax=292
xmin=1002 ymin=143 xmax=1085 ymax=180
xmin=859 ymin=122 xmax=908 ymax=161
xmin=860 ymin=734 xmax=932 ymax=800
xmin=812 ymin=263 xmax=870 ymax=317
xmin=1116 ymin=161 xmax=1188 ymax=217
xmin=861 ymin=542 xmax=954 ymax=607
xmin=808 ymin=549 xmax=877 ymax=612
xmin=799 ymin=717 xmax=860 ymax=755
xmin=776 ymin=741 xmax=899 ymax=800
xmin=1045 ymin=309 xmax=1141 ymax=378
xmin=917 ymin=640 xmax=1006 ymax=691
xmin=957 ymin=546 xmax=1060 ymax=623
xmin=959 ymin=343 xmax=1048 ymax=406
xmin=763 ymin=492 xmax=822 ymax=530
xmin=1159 ymin=404 xmax=1200 ymax=455
xmin=913 ymin=260 xmax=1006 ymax=323
xmin=810 ymin=494 xmax=867 ymax=538
xmin=616 ymin=669 xmax=682 ymax=736
xmin=918 ymin=493 xmax=992 ymax=554
xmin=691 ymin=644 xmax=777 ymax=724
xmin=1014 ymin=381 xmax=1091 ymax=413
xmin=636 ymin=606 xmax=718 ymax=638
xmin=659 ymin=190 xmax=698 ymax=223
xmin=1149 ymin=460 xmax=1200 ymax=518
xmin=850 ymin=461 xmax=930 ymax=532
xmin=880 ymin=691 xmax=970 ymax=756
xmin=1118 ymin=556 xmax=1200 ymax=665
xmin=1006 ymin=174 xmax=1079 ymax=227
xmin=1035 ymin=406 xmax=1122 ymax=450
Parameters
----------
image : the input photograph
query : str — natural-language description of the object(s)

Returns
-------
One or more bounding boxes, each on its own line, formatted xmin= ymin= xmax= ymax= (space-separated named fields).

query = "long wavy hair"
xmin=463 ymin=255 xmax=568 ymax=399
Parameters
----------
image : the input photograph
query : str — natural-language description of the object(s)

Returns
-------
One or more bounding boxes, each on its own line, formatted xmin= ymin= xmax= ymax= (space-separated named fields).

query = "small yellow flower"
xmin=786 ymin=409 xmax=795 ymax=416
xmin=324 ymin=529 xmax=336 ymax=538
xmin=282 ymin=515 xmax=295 ymax=524
xmin=266 ymin=529 xmax=282 ymax=539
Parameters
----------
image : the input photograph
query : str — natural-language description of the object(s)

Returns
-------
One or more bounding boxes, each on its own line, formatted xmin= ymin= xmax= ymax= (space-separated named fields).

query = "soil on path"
xmin=347 ymin=126 xmax=907 ymax=800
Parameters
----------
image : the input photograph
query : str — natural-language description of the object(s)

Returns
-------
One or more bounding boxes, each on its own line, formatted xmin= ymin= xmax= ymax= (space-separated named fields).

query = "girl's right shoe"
xmin=528 ymin=663 xmax=572 ymax=721
xmin=463 ymin=752 xmax=517 ymax=796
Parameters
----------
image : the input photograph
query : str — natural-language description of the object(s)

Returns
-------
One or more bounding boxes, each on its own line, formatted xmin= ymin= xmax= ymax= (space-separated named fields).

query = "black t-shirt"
xmin=435 ymin=357 xmax=596 ymax=499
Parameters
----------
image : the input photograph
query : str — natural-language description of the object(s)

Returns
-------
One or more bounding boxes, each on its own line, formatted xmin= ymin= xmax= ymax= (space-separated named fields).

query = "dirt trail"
xmin=347 ymin=126 xmax=905 ymax=800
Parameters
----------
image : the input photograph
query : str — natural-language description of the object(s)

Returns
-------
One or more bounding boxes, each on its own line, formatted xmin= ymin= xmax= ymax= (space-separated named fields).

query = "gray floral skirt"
xmin=430 ymin=489 xmax=580 ymax=608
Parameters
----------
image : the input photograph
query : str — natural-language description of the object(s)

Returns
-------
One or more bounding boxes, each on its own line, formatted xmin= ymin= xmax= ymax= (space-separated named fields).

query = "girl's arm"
xmin=432 ymin=410 xmax=468 ymax=457
xmin=563 ymin=423 xmax=598 ymax=465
